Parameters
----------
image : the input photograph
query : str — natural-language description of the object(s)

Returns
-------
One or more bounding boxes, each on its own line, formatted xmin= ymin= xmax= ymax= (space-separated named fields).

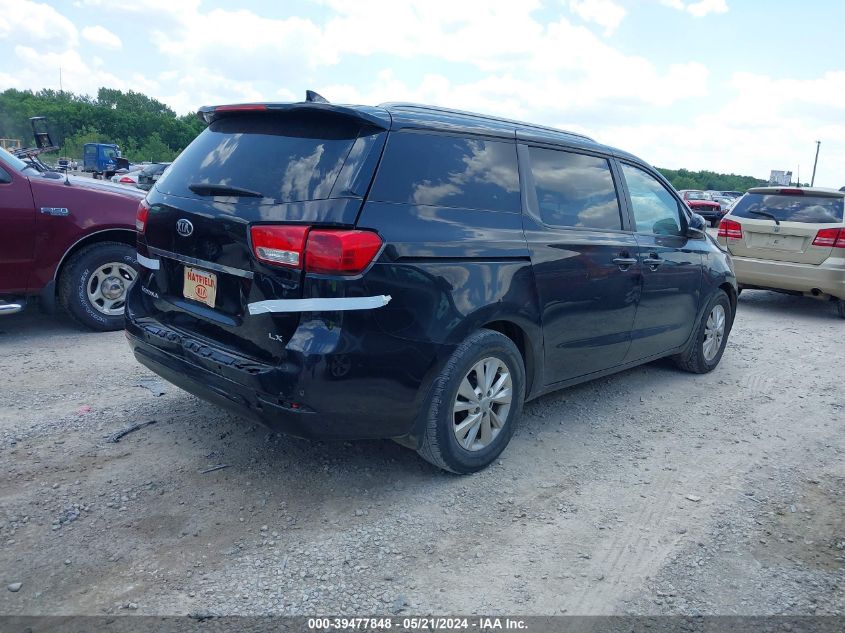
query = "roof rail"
xmin=379 ymin=102 xmax=595 ymax=142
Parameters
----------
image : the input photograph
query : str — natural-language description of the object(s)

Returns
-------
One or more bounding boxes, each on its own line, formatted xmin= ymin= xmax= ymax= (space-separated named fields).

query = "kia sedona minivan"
xmin=126 ymin=97 xmax=737 ymax=473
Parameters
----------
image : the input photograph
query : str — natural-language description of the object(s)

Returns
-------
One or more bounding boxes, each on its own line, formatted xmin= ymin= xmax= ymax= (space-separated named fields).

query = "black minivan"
xmin=126 ymin=98 xmax=737 ymax=473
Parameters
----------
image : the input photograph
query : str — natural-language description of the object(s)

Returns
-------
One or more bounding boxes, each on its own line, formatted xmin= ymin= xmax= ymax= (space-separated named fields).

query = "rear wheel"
xmin=837 ymin=298 xmax=845 ymax=319
xmin=59 ymin=242 xmax=137 ymax=331
xmin=674 ymin=290 xmax=732 ymax=374
xmin=417 ymin=329 xmax=525 ymax=474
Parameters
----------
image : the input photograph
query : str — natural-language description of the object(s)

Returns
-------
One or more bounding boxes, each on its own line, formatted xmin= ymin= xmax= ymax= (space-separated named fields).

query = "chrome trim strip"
xmin=248 ymin=295 xmax=391 ymax=315
xmin=136 ymin=253 xmax=160 ymax=270
xmin=147 ymin=247 xmax=254 ymax=279
xmin=0 ymin=303 xmax=24 ymax=315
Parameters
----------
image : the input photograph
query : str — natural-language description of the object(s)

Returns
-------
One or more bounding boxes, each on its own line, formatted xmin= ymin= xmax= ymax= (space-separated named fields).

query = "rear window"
xmin=731 ymin=193 xmax=844 ymax=224
xmin=156 ymin=113 xmax=364 ymax=203
xmin=369 ymin=132 xmax=520 ymax=212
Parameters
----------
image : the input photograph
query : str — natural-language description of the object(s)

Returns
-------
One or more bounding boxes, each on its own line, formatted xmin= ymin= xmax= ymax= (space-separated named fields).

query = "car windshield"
xmin=731 ymin=193 xmax=844 ymax=224
xmin=686 ymin=191 xmax=711 ymax=200
xmin=0 ymin=146 xmax=32 ymax=173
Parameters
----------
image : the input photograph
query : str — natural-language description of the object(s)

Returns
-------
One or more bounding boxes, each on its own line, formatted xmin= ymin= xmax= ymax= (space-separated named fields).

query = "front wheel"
xmin=674 ymin=290 xmax=733 ymax=374
xmin=417 ymin=329 xmax=525 ymax=474
xmin=58 ymin=242 xmax=138 ymax=331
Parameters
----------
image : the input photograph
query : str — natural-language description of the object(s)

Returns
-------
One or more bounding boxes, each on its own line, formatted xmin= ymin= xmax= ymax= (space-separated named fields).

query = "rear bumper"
xmin=125 ymin=288 xmax=450 ymax=444
xmin=731 ymin=254 xmax=845 ymax=298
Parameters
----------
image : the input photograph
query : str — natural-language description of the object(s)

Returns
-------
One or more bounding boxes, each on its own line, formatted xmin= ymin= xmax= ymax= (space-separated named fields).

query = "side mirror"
xmin=687 ymin=213 xmax=706 ymax=238
xmin=0 ymin=168 xmax=11 ymax=184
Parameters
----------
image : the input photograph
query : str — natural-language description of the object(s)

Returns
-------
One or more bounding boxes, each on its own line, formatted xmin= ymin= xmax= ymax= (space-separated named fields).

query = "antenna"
xmin=305 ymin=90 xmax=329 ymax=104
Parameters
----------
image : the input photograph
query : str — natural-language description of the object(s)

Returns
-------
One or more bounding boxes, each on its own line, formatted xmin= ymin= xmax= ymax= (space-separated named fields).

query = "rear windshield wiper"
xmin=748 ymin=210 xmax=780 ymax=225
xmin=188 ymin=183 xmax=264 ymax=198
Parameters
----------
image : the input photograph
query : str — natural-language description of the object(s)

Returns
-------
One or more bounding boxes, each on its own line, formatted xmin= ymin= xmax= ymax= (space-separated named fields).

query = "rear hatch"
xmin=139 ymin=105 xmax=389 ymax=361
xmin=721 ymin=190 xmax=845 ymax=264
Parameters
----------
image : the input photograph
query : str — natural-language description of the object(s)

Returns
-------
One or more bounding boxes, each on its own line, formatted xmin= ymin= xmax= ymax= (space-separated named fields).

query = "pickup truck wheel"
xmin=417 ymin=329 xmax=525 ymax=474
xmin=674 ymin=290 xmax=732 ymax=374
xmin=59 ymin=242 xmax=137 ymax=332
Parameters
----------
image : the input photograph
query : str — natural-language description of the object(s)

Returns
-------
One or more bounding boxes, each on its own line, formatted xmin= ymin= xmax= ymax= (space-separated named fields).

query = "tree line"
xmin=656 ymin=167 xmax=766 ymax=193
xmin=1 ymin=87 xmax=768 ymax=191
xmin=0 ymin=88 xmax=205 ymax=163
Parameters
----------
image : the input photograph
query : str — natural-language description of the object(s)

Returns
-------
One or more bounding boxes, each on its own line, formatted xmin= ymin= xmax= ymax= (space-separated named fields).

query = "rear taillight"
xmin=250 ymin=225 xmax=383 ymax=275
xmin=250 ymin=225 xmax=309 ymax=267
xmin=812 ymin=227 xmax=845 ymax=248
xmin=718 ymin=218 xmax=743 ymax=240
xmin=119 ymin=176 xmax=135 ymax=184
xmin=305 ymin=230 xmax=383 ymax=275
xmin=136 ymin=200 xmax=150 ymax=234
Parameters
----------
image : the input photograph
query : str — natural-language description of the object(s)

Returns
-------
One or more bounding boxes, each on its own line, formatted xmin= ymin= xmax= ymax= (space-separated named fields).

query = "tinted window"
xmin=529 ymin=147 xmax=622 ymax=230
xmin=370 ymin=132 xmax=519 ymax=212
xmin=730 ymin=193 xmax=844 ymax=224
xmin=157 ymin=113 xmax=364 ymax=203
xmin=621 ymin=164 xmax=684 ymax=236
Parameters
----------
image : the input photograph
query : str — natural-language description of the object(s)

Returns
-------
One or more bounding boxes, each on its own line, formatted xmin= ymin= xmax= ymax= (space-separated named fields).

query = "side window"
xmin=620 ymin=163 xmax=684 ymax=236
xmin=369 ymin=132 xmax=520 ymax=212
xmin=528 ymin=147 xmax=622 ymax=230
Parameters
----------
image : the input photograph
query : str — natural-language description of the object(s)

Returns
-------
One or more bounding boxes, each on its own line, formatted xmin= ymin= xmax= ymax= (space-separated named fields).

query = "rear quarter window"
xmin=369 ymin=131 xmax=520 ymax=212
xmin=731 ymin=193 xmax=844 ymax=224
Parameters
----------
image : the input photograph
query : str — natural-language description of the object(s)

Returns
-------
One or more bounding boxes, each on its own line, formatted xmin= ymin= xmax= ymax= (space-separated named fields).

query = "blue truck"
xmin=83 ymin=143 xmax=128 ymax=178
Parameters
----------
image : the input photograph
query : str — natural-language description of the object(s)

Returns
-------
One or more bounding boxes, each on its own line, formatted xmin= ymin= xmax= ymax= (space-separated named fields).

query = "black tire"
xmin=674 ymin=290 xmax=733 ymax=374
xmin=58 ymin=242 xmax=137 ymax=332
xmin=417 ymin=329 xmax=525 ymax=474
xmin=837 ymin=299 xmax=845 ymax=319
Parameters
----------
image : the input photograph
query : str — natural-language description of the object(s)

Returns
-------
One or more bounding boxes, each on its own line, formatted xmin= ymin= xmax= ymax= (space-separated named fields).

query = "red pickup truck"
xmin=0 ymin=146 xmax=142 ymax=331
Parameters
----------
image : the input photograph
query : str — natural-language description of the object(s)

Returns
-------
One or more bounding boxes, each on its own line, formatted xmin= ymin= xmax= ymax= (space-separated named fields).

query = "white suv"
xmin=717 ymin=186 xmax=845 ymax=318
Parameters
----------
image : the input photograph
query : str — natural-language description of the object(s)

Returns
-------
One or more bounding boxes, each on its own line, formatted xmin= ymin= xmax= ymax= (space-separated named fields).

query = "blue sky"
xmin=1 ymin=0 xmax=843 ymax=186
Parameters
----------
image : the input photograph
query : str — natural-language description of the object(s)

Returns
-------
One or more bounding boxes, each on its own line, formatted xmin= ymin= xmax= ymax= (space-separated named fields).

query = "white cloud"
xmin=82 ymin=25 xmax=122 ymax=49
xmin=686 ymin=0 xmax=729 ymax=17
xmin=568 ymin=0 xmax=628 ymax=35
xmin=0 ymin=0 xmax=78 ymax=50
xmin=661 ymin=0 xmax=729 ymax=18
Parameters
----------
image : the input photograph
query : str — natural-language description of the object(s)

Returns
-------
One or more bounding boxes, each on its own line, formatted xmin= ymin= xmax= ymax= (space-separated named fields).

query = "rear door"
xmin=139 ymin=108 xmax=387 ymax=360
xmin=723 ymin=191 xmax=844 ymax=264
xmin=520 ymin=144 xmax=640 ymax=383
xmin=617 ymin=162 xmax=703 ymax=361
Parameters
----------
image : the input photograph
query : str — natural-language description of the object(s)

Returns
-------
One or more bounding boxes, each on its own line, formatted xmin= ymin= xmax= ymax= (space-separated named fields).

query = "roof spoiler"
xmin=198 ymin=91 xmax=389 ymax=129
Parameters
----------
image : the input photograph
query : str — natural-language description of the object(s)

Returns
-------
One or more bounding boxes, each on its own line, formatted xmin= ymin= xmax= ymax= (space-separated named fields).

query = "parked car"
xmin=0 ymin=145 xmax=144 ymax=330
xmin=712 ymin=194 xmax=736 ymax=211
xmin=111 ymin=170 xmax=142 ymax=186
xmin=126 ymin=98 xmax=737 ymax=473
xmin=137 ymin=162 xmax=171 ymax=191
xmin=717 ymin=186 xmax=845 ymax=318
xmin=678 ymin=190 xmax=723 ymax=226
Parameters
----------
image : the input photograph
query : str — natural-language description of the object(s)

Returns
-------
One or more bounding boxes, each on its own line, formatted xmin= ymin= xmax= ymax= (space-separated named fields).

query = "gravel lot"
xmin=1 ymin=290 xmax=842 ymax=616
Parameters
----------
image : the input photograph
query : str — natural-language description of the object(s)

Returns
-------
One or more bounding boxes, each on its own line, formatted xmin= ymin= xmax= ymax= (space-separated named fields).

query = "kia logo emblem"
xmin=176 ymin=219 xmax=194 ymax=237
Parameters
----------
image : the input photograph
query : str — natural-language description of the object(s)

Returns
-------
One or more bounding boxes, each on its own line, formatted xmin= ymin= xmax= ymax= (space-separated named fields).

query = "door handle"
xmin=643 ymin=254 xmax=664 ymax=269
xmin=612 ymin=256 xmax=637 ymax=270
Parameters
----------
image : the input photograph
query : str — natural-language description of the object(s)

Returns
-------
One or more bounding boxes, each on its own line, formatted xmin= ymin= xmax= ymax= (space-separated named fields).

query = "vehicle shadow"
xmin=736 ymin=289 xmax=840 ymax=321
xmin=0 ymin=305 xmax=103 ymax=342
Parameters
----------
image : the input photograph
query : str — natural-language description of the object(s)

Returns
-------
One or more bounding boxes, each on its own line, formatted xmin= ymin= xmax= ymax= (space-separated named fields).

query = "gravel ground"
xmin=0 ymin=289 xmax=842 ymax=616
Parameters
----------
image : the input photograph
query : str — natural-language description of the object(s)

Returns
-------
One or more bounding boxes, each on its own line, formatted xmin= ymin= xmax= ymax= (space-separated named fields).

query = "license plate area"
xmin=183 ymin=266 xmax=217 ymax=308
